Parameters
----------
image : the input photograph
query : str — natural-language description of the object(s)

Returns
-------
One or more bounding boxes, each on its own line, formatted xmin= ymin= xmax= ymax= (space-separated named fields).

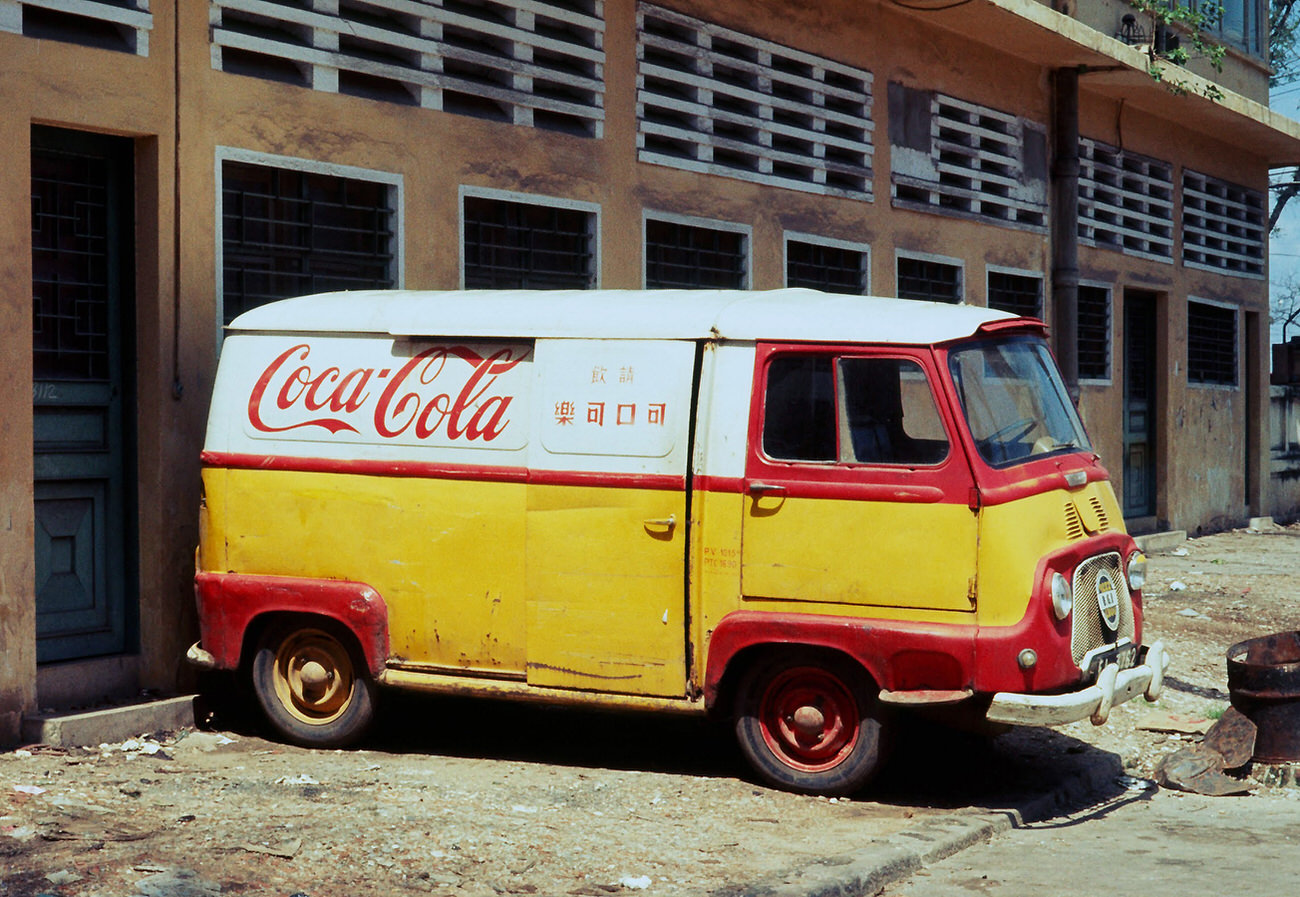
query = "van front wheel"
xmin=251 ymin=621 xmax=376 ymax=748
xmin=734 ymin=653 xmax=886 ymax=796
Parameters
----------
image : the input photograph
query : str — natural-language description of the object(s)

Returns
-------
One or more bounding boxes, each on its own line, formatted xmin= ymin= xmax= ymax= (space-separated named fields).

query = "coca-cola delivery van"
xmin=190 ymin=288 xmax=1168 ymax=795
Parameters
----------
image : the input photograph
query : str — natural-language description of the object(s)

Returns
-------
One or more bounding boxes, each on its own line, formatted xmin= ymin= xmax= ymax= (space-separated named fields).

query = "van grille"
xmin=1070 ymin=552 xmax=1134 ymax=666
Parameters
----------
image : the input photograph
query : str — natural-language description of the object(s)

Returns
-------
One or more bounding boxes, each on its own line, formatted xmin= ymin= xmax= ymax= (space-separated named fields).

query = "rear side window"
xmin=762 ymin=356 xmax=836 ymax=461
xmin=762 ymin=355 xmax=949 ymax=465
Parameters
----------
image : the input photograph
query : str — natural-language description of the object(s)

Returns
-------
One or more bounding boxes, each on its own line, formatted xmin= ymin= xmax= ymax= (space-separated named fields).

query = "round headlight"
xmin=1051 ymin=572 xmax=1072 ymax=620
xmin=1126 ymin=552 xmax=1148 ymax=592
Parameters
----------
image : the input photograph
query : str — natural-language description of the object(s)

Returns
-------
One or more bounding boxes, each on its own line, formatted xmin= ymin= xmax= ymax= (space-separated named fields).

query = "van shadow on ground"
xmin=372 ymin=690 xmax=1125 ymax=813
xmin=198 ymin=675 xmax=1127 ymax=815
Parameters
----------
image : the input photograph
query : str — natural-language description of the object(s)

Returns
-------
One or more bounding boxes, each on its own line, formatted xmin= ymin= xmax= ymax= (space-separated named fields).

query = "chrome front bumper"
xmin=986 ymin=641 xmax=1169 ymax=727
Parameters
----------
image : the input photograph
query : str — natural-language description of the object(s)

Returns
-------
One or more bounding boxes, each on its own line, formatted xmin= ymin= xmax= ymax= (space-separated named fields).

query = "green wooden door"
xmin=31 ymin=127 xmax=137 ymax=663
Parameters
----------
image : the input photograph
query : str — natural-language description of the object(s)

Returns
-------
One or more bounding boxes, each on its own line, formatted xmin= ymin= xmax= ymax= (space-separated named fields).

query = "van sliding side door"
xmin=523 ymin=339 xmax=696 ymax=697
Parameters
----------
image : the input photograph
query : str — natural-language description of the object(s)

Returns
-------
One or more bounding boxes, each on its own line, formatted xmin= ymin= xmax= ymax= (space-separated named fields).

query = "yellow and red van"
xmin=190 ymin=288 xmax=1167 ymax=795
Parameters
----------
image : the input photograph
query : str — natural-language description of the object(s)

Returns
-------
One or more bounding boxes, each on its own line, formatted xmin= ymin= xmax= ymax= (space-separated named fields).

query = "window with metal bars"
xmin=462 ymin=196 xmax=595 ymax=289
xmin=987 ymin=271 xmax=1042 ymax=318
xmin=1078 ymin=285 xmax=1112 ymax=382
xmin=896 ymin=256 xmax=961 ymax=304
xmin=786 ymin=239 xmax=867 ymax=295
xmin=1187 ymin=300 xmax=1237 ymax=386
xmin=644 ymin=219 xmax=747 ymax=288
xmin=221 ymin=161 xmax=396 ymax=326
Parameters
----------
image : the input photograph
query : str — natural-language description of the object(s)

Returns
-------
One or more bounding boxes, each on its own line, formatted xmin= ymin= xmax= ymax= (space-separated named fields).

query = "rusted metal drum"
xmin=1227 ymin=632 xmax=1300 ymax=763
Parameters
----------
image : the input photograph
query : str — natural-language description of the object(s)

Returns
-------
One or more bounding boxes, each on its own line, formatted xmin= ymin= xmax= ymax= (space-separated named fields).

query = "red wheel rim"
xmin=758 ymin=666 xmax=860 ymax=773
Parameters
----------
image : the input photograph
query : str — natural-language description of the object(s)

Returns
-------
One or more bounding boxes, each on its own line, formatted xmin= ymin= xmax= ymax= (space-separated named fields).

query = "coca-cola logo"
xmin=247 ymin=342 xmax=528 ymax=444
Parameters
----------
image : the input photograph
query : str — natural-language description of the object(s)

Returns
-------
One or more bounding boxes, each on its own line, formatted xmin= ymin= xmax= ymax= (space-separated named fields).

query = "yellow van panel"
xmin=526 ymin=484 xmax=688 ymax=697
xmin=207 ymin=468 xmax=527 ymax=674
xmin=741 ymin=495 xmax=977 ymax=612
xmin=976 ymin=481 xmax=1126 ymax=626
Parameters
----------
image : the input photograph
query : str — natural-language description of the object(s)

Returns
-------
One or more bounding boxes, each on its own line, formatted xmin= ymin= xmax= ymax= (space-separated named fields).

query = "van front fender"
xmin=193 ymin=572 xmax=389 ymax=676
xmin=703 ymin=610 xmax=977 ymax=709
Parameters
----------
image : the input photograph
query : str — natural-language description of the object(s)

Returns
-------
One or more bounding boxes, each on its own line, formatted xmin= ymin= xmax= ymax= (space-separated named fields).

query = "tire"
xmin=733 ymin=652 xmax=887 ymax=796
xmin=251 ymin=620 xmax=377 ymax=748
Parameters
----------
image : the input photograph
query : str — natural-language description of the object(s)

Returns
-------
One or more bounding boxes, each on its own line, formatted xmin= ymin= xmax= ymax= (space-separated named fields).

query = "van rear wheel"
xmin=734 ymin=653 xmax=886 ymax=796
xmin=251 ymin=621 xmax=376 ymax=748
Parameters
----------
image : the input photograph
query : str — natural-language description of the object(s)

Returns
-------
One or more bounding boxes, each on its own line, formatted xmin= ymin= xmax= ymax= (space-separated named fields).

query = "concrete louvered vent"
xmin=211 ymin=0 xmax=607 ymax=137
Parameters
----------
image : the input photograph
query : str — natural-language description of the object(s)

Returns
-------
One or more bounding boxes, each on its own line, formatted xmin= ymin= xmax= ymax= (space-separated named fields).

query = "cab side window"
xmin=762 ymin=354 xmax=948 ymax=466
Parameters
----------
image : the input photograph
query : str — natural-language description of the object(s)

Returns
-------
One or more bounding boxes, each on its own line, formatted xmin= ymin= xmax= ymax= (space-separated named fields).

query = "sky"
xmin=1270 ymin=84 xmax=1300 ymax=345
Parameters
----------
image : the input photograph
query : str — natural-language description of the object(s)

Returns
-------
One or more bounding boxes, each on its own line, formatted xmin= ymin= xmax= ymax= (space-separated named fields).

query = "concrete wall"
xmin=1269 ymin=385 xmax=1300 ymax=521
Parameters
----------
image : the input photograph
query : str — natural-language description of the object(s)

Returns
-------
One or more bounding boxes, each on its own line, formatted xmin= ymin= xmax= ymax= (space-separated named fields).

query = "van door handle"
xmin=643 ymin=514 xmax=676 ymax=529
xmin=748 ymin=483 xmax=787 ymax=496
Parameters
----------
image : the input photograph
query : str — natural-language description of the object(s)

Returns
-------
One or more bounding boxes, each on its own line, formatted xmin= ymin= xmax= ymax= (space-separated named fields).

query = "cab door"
xmin=740 ymin=345 xmax=978 ymax=613
xmin=524 ymin=339 xmax=697 ymax=697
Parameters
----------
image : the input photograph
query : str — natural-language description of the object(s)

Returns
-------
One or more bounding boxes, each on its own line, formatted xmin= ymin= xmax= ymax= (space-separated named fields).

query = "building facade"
xmin=1 ymin=0 xmax=1298 ymax=740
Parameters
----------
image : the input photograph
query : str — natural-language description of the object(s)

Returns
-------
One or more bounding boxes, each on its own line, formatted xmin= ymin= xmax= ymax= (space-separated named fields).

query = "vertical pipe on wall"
xmin=1051 ymin=67 xmax=1080 ymax=405
xmin=171 ymin=0 xmax=183 ymax=400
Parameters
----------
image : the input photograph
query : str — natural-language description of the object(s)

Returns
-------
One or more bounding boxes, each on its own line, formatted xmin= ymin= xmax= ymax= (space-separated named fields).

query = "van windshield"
xmin=948 ymin=334 xmax=1091 ymax=468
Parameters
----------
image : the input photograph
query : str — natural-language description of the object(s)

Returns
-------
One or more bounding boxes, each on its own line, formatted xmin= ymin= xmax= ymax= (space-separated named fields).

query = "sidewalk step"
xmin=21 ymin=696 xmax=196 ymax=747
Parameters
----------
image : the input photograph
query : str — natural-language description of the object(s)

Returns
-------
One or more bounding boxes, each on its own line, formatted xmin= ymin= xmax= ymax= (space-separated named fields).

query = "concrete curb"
xmin=21 ymin=695 xmax=197 ymax=747
xmin=721 ymin=749 xmax=1123 ymax=897
xmin=1134 ymin=530 xmax=1188 ymax=553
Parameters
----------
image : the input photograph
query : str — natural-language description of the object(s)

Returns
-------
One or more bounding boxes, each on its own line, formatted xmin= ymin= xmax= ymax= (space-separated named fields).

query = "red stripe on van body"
xmin=193 ymin=572 xmax=389 ymax=675
xmin=201 ymin=451 xmax=683 ymax=490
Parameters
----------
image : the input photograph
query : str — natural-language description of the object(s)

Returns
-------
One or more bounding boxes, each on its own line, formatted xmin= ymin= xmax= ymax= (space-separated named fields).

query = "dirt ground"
xmin=1059 ymin=522 xmax=1300 ymax=776
xmin=2 ymin=525 xmax=1297 ymax=897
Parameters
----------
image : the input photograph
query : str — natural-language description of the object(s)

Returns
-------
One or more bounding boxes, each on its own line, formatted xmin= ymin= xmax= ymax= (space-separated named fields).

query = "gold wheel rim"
xmin=272 ymin=629 xmax=354 ymax=725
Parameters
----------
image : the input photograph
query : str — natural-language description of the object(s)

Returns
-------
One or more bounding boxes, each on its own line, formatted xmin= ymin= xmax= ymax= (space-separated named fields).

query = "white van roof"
xmin=226 ymin=288 xmax=1021 ymax=344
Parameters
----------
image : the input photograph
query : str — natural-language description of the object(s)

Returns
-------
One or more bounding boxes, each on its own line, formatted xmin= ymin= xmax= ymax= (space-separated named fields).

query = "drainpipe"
xmin=1051 ymin=67 xmax=1080 ymax=406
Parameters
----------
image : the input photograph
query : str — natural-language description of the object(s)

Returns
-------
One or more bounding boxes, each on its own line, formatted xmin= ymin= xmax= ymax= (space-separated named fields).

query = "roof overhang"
xmin=890 ymin=0 xmax=1300 ymax=167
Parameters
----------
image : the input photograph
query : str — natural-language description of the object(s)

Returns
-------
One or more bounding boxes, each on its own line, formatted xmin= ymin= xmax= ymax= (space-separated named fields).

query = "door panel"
xmin=31 ymin=127 xmax=136 ymax=663
xmin=741 ymin=494 xmax=977 ymax=610
xmin=741 ymin=347 xmax=978 ymax=613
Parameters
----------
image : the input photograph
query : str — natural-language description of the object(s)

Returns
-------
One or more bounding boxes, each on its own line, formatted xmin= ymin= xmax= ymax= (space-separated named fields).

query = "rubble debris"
xmin=1202 ymin=707 xmax=1257 ymax=769
xmin=1136 ymin=712 xmax=1212 ymax=736
xmin=239 ymin=838 xmax=302 ymax=859
xmin=1155 ymin=744 xmax=1252 ymax=796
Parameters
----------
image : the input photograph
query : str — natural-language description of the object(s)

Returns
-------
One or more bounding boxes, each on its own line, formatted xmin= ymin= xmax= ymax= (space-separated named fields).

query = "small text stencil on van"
xmin=245 ymin=340 xmax=532 ymax=449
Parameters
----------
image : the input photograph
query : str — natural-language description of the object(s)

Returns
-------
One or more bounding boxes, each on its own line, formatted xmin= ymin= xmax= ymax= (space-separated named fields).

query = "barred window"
xmin=897 ymin=255 xmax=961 ymax=304
xmin=462 ymin=195 xmax=595 ymax=289
xmin=645 ymin=218 xmax=747 ymax=288
xmin=987 ymin=271 xmax=1042 ymax=318
xmin=1187 ymin=300 xmax=1237 ymax=386
xmin=786 ymin=238 xmax=868 ymax=295
xmin=221 ymin=161 xmax=397 ymax=326
xmin=1078 ymin=285 xmax=1112 ymax=382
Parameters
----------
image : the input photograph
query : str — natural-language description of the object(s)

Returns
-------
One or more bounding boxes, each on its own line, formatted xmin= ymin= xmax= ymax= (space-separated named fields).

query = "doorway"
xmin=1123 ymin=290 xmax=1158 ymax=524
xmin=31 ymin=126 xmax=137 ymax=663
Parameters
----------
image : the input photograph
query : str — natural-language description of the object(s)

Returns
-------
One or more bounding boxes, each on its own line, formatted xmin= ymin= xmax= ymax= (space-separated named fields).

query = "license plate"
xmin=1083 ymin=642 xmax=1138 ymax=682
